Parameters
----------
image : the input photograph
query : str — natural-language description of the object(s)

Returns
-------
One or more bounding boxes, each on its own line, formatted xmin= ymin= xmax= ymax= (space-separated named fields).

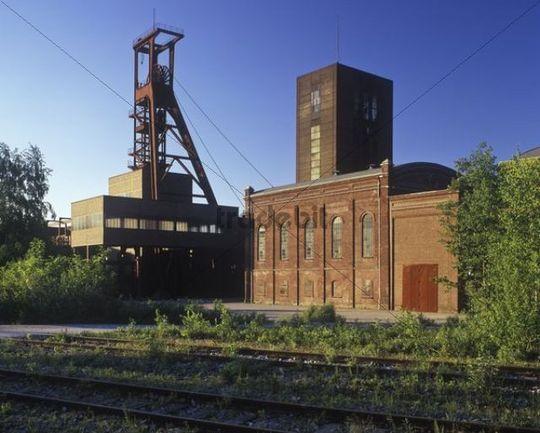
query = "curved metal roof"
xmin=520 ymin=146 xmax=540 ymax=158
xmin=391 ymin=162 xmax=456 ymax=195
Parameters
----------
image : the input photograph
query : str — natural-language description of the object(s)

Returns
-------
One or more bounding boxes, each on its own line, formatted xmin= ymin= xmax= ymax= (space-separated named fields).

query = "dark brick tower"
xmin=296 ymin=63 xmax=393 ymax=182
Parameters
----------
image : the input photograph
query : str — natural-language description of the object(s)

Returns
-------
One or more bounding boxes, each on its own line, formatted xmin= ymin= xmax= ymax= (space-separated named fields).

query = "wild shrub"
xmin=0 ymin=239 xmax=115 ymax=323
xmin=301 ymin=304 xmax=342 ymax=324
xmin=154 ymin=309 xmax=180 ymax=338
xmin=180 ymin=304 xmax=215 ymax=339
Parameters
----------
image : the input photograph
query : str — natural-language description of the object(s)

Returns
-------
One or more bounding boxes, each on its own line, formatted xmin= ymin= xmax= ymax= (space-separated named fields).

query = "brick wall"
xmin=247 ymin=164 xmax=390 ymax=309
xmin=246 ymin=166 xmax=459 ymax=313
xmin=390 ymin=190 xmax=458 ymax=312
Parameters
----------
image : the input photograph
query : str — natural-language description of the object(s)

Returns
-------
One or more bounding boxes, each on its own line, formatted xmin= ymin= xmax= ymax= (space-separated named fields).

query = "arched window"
xmin=362 ymin=214 xmax=373 ymax=258
xmin=331 ymin=217 xmax=343 ymax=259
xmin=280 ymin=222 xmax=290 ymax=260
xmin=304 ymin=219 xmax=315 ymax=260
xmin=257 ymin=226 xmax=266 ymax=261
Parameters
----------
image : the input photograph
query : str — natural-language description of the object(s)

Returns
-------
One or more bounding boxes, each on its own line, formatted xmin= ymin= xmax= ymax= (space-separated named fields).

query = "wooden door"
xmin=402 ymin=264 xmax=438 ymax=312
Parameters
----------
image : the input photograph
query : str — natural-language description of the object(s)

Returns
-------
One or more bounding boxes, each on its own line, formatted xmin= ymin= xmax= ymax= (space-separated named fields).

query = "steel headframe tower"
xmin=129 ymin=25 xmax=217 ymax=204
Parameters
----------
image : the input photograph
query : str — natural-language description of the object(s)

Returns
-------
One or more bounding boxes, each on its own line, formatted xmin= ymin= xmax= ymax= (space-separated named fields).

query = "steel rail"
xmin=0 ymin=390 xmax=287 ymax=433
xmin=7 ymin=337 xmax=538 ymax=387
xmin=54 ymin=334 xmax=540 ymax=376
xmin=6 ymin=338 xmax=540 ymax=387
xmin=0 ymin=367 xmax=537 ymax=433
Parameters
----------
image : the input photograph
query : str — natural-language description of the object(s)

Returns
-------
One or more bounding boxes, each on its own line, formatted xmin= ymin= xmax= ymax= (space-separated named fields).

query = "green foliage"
xmin=440 ymin=143 xmax=500 ymax=296
xmin=138 ymin=302 xmax=501 ymax=361
xmin=180 ymin=304 xmax=214 ymax=339
xmin=301 ymin=304 xmax=342 ymax=324
xmin=220 ymin=359 xmax=263 ymax=384
xmin=467 ymin=156 xmax=540 ymax=359
xmin=441 ymin=144 xmax=540 ymax=359
xmin=0 ymin=239 xmax=115 ymax=323
xmin=0 ymin=143 xmax=53 ymax=265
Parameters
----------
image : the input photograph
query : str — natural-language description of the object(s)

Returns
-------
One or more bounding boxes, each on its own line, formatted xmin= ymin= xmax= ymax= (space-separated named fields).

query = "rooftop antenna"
xmin=336 ymin=15 xmax=341 ymax=63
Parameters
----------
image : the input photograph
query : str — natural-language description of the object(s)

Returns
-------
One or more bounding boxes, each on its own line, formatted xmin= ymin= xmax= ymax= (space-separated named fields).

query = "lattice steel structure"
xmin=129 ymin=25 xmax=216 ymax=204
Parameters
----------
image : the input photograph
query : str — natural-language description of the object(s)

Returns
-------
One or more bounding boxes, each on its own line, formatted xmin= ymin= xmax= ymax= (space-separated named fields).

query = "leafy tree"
xmin=440 ymin=143 xmax=500 ymax=301
xmin=0 ymin=143 xmax=52 ymax=265
xmin=441 ymin=144 xmax=540 ymax=359
xmin=473 ymin=157 xmax=540 ymax=358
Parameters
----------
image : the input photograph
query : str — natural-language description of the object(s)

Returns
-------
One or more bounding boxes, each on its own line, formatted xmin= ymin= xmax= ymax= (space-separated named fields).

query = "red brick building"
xmin=244 ymin=64 xmax=459 ymax=313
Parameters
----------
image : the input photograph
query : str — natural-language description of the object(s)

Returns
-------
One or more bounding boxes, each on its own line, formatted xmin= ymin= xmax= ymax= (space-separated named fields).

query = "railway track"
xmin=9 ymin=335 xmax=539 ymax=387
xmin=55 ymin=334 xmax=540 ymax=375
xmin=0 ymin=366 xmax=537 ymax=433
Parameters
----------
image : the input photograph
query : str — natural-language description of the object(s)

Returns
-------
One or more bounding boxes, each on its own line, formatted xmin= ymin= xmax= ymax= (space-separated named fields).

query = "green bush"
xmin=301 ymin=304 xmax=341 ymax=324
xmin=180 ymin=304 xmax=215 ymax=339
xmin=0 ymin=239 xmax=116 ymax=323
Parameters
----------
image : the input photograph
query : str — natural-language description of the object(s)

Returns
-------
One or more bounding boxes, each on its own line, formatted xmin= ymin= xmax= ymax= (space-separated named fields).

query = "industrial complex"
xmin=70 ymin=26 xmax=244 ymax=298
xmin=244 ymin=64 xmax=458 ymax=313
xmin=68 ymin=26 xmax=461 ymax=312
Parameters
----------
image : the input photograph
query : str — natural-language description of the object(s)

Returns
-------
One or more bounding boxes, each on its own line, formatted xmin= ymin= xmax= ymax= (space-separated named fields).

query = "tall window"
xmin=371 ymin=96 xmax=378 ymax=121
xmin=363 ymin=94 xmax=378 ymax=121
xmin=331 ymin=280 xmax=342 ymax=298
xmin=362 ymin=214 xmax=373 ymax=257
xmin=257 ymin=225 xmax=266 ymax=261
xmin=331 ymin=217 xmax=343 ymax=259
xmin=310 ymin=125 xmax=321 ymax=180
xmin=310 ymin=87 xmax=321 ymax=113
xmin=280 ymin=222 xmax=289 ymax=260
xmin=304 ymin=219 xmax=315 ymax=260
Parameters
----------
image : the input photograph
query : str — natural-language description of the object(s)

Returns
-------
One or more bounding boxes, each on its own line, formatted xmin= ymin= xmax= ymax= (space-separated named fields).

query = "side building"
xmin=245 ymin=63 xmax=459 ymax=313
xmin=72 ymin=165 xmax=244 ymax=298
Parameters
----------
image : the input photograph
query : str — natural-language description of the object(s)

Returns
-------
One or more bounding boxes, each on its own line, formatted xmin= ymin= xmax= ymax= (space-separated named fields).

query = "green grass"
xmin=108 ymin=304 xmax=539 ymax=365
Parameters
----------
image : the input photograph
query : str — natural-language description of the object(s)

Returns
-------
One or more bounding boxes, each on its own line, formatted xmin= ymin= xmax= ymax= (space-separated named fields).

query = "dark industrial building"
xmin=245 ymin=63 xmax=459 ymax=313
xmin=71 ymin=26 xmax=244 ymax=298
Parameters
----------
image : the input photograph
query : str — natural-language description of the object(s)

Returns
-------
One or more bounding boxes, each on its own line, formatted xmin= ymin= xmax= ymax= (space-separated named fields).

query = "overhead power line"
xmin=0 ymin=0 xmax=243 ymax=207
xmin=3 ymin=0 xmax=538 ymax=313
xmin=179 ymin=101 xmax=245 ymax=207
xmin=267 ymin=0 xmax=540 ymax=215
xmin=173 ymin=77 xmax=274 ymax=187
xmin=393 ymin=0 xmax=540 ymax=121
xmin=0 ymin=0 xmax=375 ymax=303
xmin=0 ymin=1 xmax=131 ymax=107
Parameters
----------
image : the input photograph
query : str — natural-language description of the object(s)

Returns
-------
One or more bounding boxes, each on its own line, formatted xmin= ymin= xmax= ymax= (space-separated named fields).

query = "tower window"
xmin=331 ymin=216 xmax=343 ymax=259
xmin=280 ymin=221 xmax=290 ymax=260
xmin=363 ymin=94 xmax=378 ymax=121
xmin=310 ymin=87 xmax=321 ymax=113
xmin=371 ymin=96 xmax=378 ymax=121
xmin=362 ymin=214 xmax=373 ymax=257
xmin=310 ymin=125 xmax=321 ymax=180
xmin=304 ymin=219 xmax=315 ymax=260
xmin=257 ymin=225 xmax=266 ymax=261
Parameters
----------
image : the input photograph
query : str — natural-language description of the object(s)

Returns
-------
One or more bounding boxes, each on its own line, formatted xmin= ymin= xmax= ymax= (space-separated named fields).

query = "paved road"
xmin=0 ymin=303 xmax=459 ymax=338
xmin=199 ymin=302 xmax=459 ymax=323
xmin=0 ymin=324 xmax=123 ymax=339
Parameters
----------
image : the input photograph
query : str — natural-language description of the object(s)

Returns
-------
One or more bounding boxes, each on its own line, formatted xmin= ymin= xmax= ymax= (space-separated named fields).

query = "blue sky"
xmin=1 ymin=0 xmax=539 ymax=216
